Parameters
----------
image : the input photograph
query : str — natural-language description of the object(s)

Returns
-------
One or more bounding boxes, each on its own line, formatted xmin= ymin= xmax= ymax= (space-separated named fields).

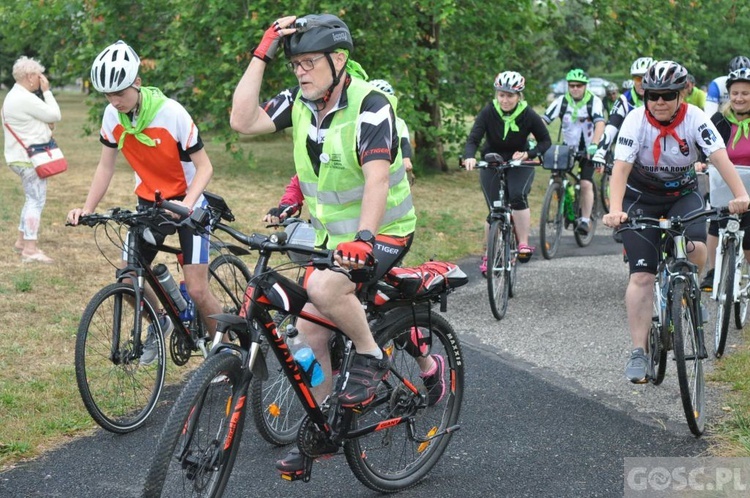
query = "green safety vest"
xmin=292 ymin=78 xmax=416 ymax=248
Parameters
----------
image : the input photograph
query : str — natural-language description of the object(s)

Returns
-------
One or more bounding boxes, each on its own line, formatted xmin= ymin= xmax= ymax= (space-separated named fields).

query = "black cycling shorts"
xmin=479 ymin=165 xmax=535 ymax=215
xmin=621 ymin=189 xmax=706 ymax=275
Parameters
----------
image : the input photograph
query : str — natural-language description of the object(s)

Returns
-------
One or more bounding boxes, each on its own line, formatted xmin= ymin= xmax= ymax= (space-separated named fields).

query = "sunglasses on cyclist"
xmin=646 ymin=90 xmax=680 ymax=102
xmin=568 ymin=83 xmax=585 ymax=89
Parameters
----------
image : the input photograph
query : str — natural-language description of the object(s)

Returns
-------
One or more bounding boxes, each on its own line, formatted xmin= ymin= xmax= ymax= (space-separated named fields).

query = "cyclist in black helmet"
xmin=231 ymin=14 xmax=443 ymax=476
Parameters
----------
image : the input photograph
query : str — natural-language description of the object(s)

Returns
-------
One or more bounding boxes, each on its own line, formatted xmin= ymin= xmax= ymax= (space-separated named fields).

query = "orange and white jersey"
xmin=99 ymin=99 xmax=203 ymax=201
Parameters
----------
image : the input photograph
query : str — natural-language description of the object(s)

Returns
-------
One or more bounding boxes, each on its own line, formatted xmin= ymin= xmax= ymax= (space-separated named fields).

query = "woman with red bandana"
xmin=602 ymin=60 xmax=750 ymax=384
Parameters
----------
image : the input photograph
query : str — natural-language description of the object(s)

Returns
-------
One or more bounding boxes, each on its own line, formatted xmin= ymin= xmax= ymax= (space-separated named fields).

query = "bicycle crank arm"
xmin=410 ymin=423 xmax=461 ymax=443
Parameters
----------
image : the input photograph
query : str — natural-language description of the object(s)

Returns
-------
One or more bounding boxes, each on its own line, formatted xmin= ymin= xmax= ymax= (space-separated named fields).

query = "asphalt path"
xmin=4 ymin=224 xmax=741 ymax=497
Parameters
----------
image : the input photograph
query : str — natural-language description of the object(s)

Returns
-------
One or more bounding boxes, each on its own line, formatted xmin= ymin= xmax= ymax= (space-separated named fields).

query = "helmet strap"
xmin=309 ymin=53 xmax=346 ymax=111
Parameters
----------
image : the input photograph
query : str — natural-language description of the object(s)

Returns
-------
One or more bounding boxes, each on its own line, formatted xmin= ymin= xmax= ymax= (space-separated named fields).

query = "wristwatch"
xmin=355 ymin=229 xmax=376 ymax=245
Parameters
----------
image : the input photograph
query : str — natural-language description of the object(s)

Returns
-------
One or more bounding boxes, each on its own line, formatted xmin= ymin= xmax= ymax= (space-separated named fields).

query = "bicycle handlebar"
xmin=616 ymin=206 xmax=732 ymax=234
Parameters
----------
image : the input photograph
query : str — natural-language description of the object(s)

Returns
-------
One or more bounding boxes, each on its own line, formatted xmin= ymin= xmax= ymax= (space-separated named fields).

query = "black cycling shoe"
xmin=339 ymin=351 xmax=390 ymax=408
xmin=700 ymin=269 xmax=714 ymax=292
xmin=275 ymin=447 xmax=339 ymax=475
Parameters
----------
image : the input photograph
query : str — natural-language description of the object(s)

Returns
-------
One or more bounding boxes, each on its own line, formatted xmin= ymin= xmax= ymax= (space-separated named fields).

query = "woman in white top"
xmin=2 ymin=56 xmax=61 ymax=263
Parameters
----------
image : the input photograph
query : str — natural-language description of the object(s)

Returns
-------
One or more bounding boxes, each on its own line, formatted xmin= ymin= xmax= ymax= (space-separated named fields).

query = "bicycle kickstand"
xmin=279 ymin=454 xmax=314 ymax=483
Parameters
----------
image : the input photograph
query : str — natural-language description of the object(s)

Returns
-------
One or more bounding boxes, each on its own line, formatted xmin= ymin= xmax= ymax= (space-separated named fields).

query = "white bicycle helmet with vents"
xmin=494 ymin=71 xmax=525 ymax=93
xmin=91 ymin=40 xmax=140 ymax=93
xmin=630 ymin=57 xmax=654 ymax=77
xmin=370 ymin=79 xmax=394 ymax=95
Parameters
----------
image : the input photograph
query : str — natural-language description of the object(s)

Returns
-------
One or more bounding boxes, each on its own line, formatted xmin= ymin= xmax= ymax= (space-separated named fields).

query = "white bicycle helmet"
xmin=727 ymin=67 xmax=750 ymax=90
xmin=630 ymin=57 xmax=654 ymax=77
xmin=494 ymin=71 xmax=525 ymax=93
xmin=91 ymin=40 xmax=140 ymax=93
xmin=370 ymin=79 xmax=394 ymax=95
xmin=643 ymin=60 xmax=688 ymax=91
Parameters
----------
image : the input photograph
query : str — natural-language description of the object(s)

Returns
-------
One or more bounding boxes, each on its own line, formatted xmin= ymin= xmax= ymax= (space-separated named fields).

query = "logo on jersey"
xmin=635 ymin=258 xmax=647 ymax=267
xmin=701 ymin=127 xmax=717 ymax=146
xmin=618 ymin=137 xmax=634 ymax=147
xmin=678 ymin=138 xmax=689 ymax=157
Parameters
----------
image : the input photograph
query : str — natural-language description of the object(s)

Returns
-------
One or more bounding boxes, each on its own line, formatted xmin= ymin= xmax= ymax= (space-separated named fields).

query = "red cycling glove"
xmin=253 ymin=21 xmax=283 ymax=63
xmin=336 ymin=240 xmax=375 ymax=266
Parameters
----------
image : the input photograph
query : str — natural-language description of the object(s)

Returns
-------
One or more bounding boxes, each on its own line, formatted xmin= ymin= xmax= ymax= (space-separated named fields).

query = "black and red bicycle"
xmin=143 ymin=215 xmax=467 ymax=496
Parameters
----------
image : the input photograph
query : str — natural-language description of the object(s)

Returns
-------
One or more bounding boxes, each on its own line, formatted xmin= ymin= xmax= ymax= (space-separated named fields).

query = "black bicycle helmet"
xmin=728 ymin=55 xmax=750 ymax=72
xmin=642 ymin=60 xmax=688 ymax=91
xmin=283 ymin=14 xmax=353 ymax=57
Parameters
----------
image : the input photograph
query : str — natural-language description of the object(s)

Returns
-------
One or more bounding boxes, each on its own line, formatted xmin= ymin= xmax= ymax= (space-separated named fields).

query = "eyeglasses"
xmin=568 ymin=83 xmax=585 ymax=89
xmin=286 ymin=54 xmax=327 ymax=72
xmin=646 ymin=90 xmax=680 ymax=102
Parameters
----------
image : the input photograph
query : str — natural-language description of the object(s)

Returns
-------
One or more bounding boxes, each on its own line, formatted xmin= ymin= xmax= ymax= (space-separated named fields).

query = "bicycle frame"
xmin=206 ymin=233 xmax=459 ymax=472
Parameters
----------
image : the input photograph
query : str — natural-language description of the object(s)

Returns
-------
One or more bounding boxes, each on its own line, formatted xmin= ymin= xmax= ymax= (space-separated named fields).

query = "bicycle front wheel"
xmin=486 ymin=219 xmax=510 ymax=320
xmin=600 ymin=172 xmax=610 ymax=214
xmin=508 ymin=222 xmax=518 ymax=298
xmin=75 ymin=283 xmax=165 ymax=433
xmin=735 ymin=258 xmax=749 ymax=329
xmin=540 ymin=181 xmax=564 ymax=259
xmin=714 ymin=239 xmax=736 ymax=358
xmin=251 ymin=312 xmax=305 ymax=445
xmin=208 ymin=254 xmax=251 ymax=315
xmin=345 ymin=309 xmax=464 ymax=492
xmin=144 ymin=353 xmax=246 ymax=498
xmin=671 ymin=280 xmax=706 ymax=436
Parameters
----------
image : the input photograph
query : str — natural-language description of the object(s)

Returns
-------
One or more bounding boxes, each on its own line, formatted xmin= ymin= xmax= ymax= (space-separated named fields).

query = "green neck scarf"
xmin=493 ymin=99 xmax=528 ymax=139
xmin=631 ymin=90 xmax=642 ymax=108
xmin=564 ymin=90 xmax=593 ymax=120
xmin=727 ymin=110 xmax=750 ymax=149
xmin=337 ymin=49 xmax=368 ymax=81
xmin=117 ymin=86 xmax=168 ymax=150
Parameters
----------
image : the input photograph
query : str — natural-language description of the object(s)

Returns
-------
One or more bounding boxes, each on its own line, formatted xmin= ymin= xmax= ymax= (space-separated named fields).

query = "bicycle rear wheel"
xmin=251 ymin=312 xmax=305 ymax=445
xmin=714 ymin=239 xmax=736 ymax=358
xmin=75 ymin=282 xmax=165 ymax=433
xmin=671 ymin=280 xmax=706 ymax=436
xmin=735 ymin=258 xmax=749 ymax=329
xmin=540 ymin=181 xmax=564 ymax=259
xmin=345 ymin=308 xmax=464 ymax=492
xmin=487 ymin=219 xmax=510 ymax=319
xmin=144 ymin=353 xmax=246 ymax=498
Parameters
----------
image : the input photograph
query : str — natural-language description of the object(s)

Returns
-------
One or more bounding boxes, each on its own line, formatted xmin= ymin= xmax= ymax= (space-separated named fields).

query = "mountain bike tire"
xmin=540 ymin=181 xmax=564 ymax=260
xmin=250 ymin=312 xmax=305 ymax=445
xmin=143 ymin=353 xmax=246 ymax=498
xmin=734 ymin=258 xmax=749 ymax=330
xmin=714 ymin=239 xmax=736 ymax=358
xmin=345 ymin=309 xmax=464 ymax=492
xmin=75 ymin=283 xmax=165 ymax=433
xmin=487 ymin=219 xmax=510 ymax=319
xmin=671 ymin=280 xmax=706 ymax=436
xmin=599 ymin=172 xmax=610 ymax=214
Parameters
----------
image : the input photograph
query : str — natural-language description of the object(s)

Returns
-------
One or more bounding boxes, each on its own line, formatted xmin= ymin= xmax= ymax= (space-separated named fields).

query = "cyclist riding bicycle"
xmin=263 ymin=78 xmax=415 ymax=224
xmin=229 ymin=13 xmax=443 ymax=473
xmin=66 ymin=40 xmax=224 ymax=365
xmin=705 ymin=55 xmax=750 ymax=117
xmin=601 ymin=60 xmax=750 ymax=384
xmin=463 ymin=70 xmax=551 ymax=268
xmin=592 ymin=57 xmax=655 ymax=168
xmin=700 ymin=67 xmax=750 ymax=291
xmin=543 ymin=68 xmax=605 ymax=236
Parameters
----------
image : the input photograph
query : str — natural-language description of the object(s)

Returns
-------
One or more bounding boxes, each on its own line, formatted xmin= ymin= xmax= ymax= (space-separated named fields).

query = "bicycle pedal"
xmin=279 ymin=455 xmax=314 ymax=483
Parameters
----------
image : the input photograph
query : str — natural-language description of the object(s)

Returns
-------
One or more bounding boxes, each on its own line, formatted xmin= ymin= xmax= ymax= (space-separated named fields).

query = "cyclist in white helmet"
xmin=705 ymin=55 xmax=750 ymax=117
xmin=464 ymin=70 xmax=551 ymax=268
xmin=369 ymin=79 xmax=415 ymax=185
xmin=67 ymin=40 xmax=223 ymax=364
